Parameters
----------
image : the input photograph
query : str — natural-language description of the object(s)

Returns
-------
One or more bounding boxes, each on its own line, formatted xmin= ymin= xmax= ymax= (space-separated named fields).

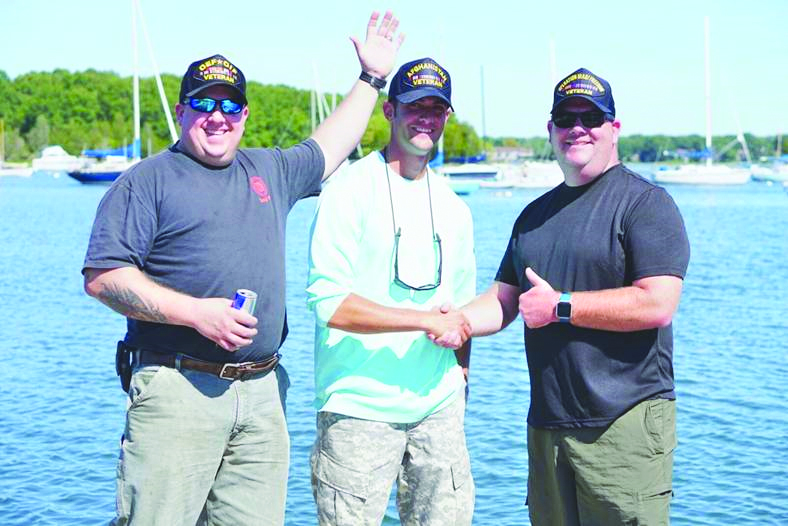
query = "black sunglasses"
xmin=552 ymin=110 xmax=613 ymax=129
xmin=187 ymin=97 xmax=244 ymax=115
xmin=393 ymin=229 xmax=442 ymax=291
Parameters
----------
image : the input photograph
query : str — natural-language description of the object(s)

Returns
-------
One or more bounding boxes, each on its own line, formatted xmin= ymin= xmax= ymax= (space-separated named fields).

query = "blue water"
xmin=1 ymin=172 xmax=787 ymax=525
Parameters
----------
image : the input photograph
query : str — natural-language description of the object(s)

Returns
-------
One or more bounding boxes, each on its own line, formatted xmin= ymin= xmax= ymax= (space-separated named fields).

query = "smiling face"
xmin=384 ymin=97 xmax=450 ymax=158
xmin=175 ymin=85 xmax=248 ymax=166
xmin=548 ymin=98 xmax=621 ymax=186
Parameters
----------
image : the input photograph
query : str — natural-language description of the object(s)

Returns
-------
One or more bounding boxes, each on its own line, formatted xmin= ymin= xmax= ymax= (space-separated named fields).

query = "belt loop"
xmin=174 ymin=353 xmax=183 ymax=371
xmin=131 ymin=350 xmax=141 ymax=368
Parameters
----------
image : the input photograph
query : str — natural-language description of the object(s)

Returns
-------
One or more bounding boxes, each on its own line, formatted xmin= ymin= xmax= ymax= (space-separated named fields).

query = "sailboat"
xmin=654 ymin=17 xmax=750 ymax=186
xmin=69 ymin=0 xmax=176 ymax=184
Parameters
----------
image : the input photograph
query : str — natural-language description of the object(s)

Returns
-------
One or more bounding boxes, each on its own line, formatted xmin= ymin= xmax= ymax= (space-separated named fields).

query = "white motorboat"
xmin=653 ymin=164 xmax=750 ymax=185
xmin=32 ymin=145 xmax=90 ymax=172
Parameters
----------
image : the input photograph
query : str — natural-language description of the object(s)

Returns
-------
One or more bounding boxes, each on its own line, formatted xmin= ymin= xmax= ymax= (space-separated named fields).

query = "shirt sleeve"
xmin=279 ymin=138 xmax=325 ymax=207
xmin=306 ymin=172 xmax=365 ymax=326
xmin=82 ymin=174 xmax=157 ymax=273
xmin=453 ymin=205 xmax=477 ymax=305
xmin=625 ymin=187 xmax=690 ymax=281
xmin=494 ymin=218 xmax=522 ymax=288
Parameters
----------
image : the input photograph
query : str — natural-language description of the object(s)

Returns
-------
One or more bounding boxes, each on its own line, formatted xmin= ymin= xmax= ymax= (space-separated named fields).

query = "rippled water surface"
xmin=1 ymin=172 xmax=787 ymax=525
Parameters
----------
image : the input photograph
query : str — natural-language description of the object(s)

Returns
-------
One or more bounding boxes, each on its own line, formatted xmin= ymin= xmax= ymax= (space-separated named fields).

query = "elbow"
xmin=83 ymin=269 xmax=102 ymax=299
xmin=649 ymin=305 xmax=677 ymax=328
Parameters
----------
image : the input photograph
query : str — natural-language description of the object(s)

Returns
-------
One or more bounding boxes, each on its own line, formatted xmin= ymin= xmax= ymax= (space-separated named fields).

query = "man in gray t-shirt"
xmin=82 ymin=12 xmax=404 ymax=525
xmin=437 ymin=67 xmax=689 ymax=525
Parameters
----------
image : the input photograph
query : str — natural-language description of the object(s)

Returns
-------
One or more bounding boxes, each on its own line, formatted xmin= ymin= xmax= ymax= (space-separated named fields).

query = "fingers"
xmin=377 ymin=10 xmax=395 ymax=38
xmin=365 ymin=11 xmax=380 ymax=36
xmin=386 ymin=17 xmax=399 ymax=40
xmin=525 ymin=267 xmax=550 ymax=288
xmin=433 ymin=330 xmax=464 ymax=349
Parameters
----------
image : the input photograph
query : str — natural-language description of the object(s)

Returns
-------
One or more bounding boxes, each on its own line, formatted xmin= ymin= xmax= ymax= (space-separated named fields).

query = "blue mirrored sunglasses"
xmin=187 ymin=97 xmax=244 ymax=115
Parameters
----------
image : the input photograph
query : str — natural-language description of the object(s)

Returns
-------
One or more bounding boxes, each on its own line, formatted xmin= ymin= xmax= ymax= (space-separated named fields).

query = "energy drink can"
xmin=231 ymin=289 xmax=257 ymax=314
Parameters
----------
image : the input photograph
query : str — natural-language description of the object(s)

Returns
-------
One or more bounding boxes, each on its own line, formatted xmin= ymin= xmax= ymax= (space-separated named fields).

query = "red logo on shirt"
xmin=250 ymin=176 xmax=271 ymax=203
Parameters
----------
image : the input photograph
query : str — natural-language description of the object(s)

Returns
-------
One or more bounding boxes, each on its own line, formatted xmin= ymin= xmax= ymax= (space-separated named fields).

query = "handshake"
xmin=426 ymin=303 xmax=471 ymax=349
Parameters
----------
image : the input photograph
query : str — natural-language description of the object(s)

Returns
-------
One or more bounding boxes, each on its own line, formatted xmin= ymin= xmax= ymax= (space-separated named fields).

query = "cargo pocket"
xmin=643 ymin=399 xmax=676 ymax=456
xmin=637 ymin=484 xmax=673 ymax=524
xmin=314 ymin=450 xmax=370 ymax=525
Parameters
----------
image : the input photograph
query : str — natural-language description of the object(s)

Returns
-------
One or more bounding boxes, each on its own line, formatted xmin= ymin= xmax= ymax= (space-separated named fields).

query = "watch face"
xmin=556 ymin=301 xmax=571 ymax=319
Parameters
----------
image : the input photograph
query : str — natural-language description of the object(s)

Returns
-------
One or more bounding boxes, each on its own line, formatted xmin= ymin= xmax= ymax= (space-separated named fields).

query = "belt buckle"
xmin=219 ymin=361 xmax=259 ymax=380
xmin=219 ymin=355 xmax=279 ymax=381
xmin=219 ymin=362 xmax=243 ymax=380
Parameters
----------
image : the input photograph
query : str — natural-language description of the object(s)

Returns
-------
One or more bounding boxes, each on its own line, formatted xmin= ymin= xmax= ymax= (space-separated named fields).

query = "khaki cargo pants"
xmin=311 ymin=394 xmax=474 ymax=525
xmin=527 ymin=398 xmax=676 ymax=526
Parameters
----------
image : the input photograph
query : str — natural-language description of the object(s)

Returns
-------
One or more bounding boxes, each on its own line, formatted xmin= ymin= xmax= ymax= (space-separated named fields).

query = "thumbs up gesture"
xmin=519 ymin=267 xmax=560 ymax=329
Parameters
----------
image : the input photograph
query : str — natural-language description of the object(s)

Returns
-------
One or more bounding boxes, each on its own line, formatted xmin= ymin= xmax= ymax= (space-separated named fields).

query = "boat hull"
xmin=67 ymin=170 xmax=124 ymax=184
xmin=653 ymin=166 xmax=750 ymax=185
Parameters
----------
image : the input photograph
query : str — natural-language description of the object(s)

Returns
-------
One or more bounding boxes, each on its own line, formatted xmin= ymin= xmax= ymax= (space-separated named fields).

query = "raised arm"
xmin=310 ymin=10 xmax=404 ymax=180
xmin=84 ymin=266 xmax=257 ymax=351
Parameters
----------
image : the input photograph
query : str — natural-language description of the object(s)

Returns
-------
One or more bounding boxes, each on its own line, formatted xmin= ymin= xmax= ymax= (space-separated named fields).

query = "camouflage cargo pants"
xmin=311 ymin=394 xmax=474 ymax=525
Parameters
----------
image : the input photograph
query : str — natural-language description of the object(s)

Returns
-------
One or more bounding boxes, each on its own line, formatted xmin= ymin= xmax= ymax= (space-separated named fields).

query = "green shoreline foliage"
xmin=0 ymin=69 xmax=783 ymax=164
xmin=0 ymin=69 xmax=483 ymax=162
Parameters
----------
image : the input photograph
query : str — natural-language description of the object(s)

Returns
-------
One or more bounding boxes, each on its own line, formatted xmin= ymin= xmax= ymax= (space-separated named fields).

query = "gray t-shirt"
xmin=496 ymin=164 xmax=690 ymax=429
xmin=83 ymin=140 xmax=324 ymax=363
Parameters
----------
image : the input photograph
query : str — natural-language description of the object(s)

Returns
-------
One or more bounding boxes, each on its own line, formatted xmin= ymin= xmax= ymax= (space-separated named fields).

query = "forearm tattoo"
xmin=98 ymin=284 xmax=168 ymax=323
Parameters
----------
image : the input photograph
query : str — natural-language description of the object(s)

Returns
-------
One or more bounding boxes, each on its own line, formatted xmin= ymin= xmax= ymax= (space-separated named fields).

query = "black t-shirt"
xmin=83 ymin=140 xmax=324 ymax=363
xmin=496 ymin=164 xmax=690 ymax=428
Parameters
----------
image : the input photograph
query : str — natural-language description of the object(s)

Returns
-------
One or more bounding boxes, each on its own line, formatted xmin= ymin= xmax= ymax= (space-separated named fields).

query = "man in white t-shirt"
xmin=307 ymin=57 xmax=476 ymax=525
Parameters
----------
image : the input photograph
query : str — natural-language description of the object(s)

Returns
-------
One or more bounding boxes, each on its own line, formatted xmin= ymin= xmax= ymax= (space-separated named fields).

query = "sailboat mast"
xmin=480 ymin=65 xmax=487 ymax=140
xmin=132 ymin=0 xmax=141 ymax=161
xmin=135 ymin=0 xmax=178 ymax=143
xmin=704 ymin=16 xmax=712 ymax=167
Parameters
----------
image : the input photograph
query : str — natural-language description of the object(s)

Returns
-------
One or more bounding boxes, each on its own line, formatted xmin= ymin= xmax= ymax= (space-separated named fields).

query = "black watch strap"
xmin=359 ymin=71 xmax=387 ymax=90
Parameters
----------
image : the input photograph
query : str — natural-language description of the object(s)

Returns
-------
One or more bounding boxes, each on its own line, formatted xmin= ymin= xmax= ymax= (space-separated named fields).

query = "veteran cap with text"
xmin=179 ymin=54 xmax=247 ymax=105
xmin=388 ymin=57 xmax=453 ymax=109
xmin=551 ymin=67 xmax=615 ymax=117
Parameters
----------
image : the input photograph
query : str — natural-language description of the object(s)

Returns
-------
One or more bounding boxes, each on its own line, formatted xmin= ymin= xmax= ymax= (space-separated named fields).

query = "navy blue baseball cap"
xmin=179 ymin=54 xmax=247 ymax=105
xmin=551 ymin=67 xmax=615 ymax=117
xmin=388 ymin=57 xmax=453 ymax=110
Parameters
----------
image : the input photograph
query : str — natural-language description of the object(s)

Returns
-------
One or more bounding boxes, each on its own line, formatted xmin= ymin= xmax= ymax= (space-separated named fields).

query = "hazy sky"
xmin=3 ymin=0 xmax=786 ymax=138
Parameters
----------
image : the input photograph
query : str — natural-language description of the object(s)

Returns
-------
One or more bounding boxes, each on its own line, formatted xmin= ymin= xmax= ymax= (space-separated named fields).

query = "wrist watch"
xmin=359 ymin=71 xmax=387 ymax=90
xmin=555 ymin=292 xmax=572 ymax=323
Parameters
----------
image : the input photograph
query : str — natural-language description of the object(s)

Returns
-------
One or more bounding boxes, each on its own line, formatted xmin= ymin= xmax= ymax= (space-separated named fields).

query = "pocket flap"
xmin=315 ymin=451 xmax=370 ymax=500
xmin=451 ymin=455 xmax=471 ymax=491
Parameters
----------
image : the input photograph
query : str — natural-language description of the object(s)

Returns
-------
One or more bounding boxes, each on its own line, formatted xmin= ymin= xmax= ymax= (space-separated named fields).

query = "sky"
xmin=2 ymin=0 xmax=786 ymax=139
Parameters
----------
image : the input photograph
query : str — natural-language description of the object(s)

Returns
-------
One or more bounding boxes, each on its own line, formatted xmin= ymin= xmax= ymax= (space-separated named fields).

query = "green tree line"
xmin=0 ymin=69 xmax=482 ymax=162
xmin=1 ymin=69 xmax=782 ymax=164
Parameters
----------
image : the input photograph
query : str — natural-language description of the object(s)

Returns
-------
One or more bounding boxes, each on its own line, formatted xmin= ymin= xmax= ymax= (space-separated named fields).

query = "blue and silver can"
xmin=231 ymin=289 xmax=258 ymax=314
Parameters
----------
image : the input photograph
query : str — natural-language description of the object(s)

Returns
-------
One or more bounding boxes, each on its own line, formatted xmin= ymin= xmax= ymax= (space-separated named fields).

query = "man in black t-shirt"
xmin=82 ymin=12 xmax=404 ymax=525
xmin=437 ymin=67 xmax=689 ymax=525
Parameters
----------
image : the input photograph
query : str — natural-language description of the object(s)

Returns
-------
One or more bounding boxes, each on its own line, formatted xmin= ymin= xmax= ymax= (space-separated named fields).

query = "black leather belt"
xmin=136 ymin=350 xmax=280 ymax=381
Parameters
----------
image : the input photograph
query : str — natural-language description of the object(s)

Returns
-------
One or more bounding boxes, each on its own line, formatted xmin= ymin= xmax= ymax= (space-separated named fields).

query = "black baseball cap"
xmin=551 ymin=67 xmax=615 ymax=117
xmin=388 ymin=57 xmax=453 ymax=110
xmin=179 ymin=54 xmax=247 ymax=105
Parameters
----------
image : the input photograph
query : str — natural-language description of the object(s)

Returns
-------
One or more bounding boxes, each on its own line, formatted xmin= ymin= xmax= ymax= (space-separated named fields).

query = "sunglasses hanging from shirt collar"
xmin=383 ymin=150 xmax=442 ymax=291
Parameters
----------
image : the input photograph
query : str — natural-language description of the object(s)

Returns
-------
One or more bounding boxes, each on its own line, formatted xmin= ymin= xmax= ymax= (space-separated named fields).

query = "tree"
xmin=26 ymin=114 xmax=50 ymax=155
